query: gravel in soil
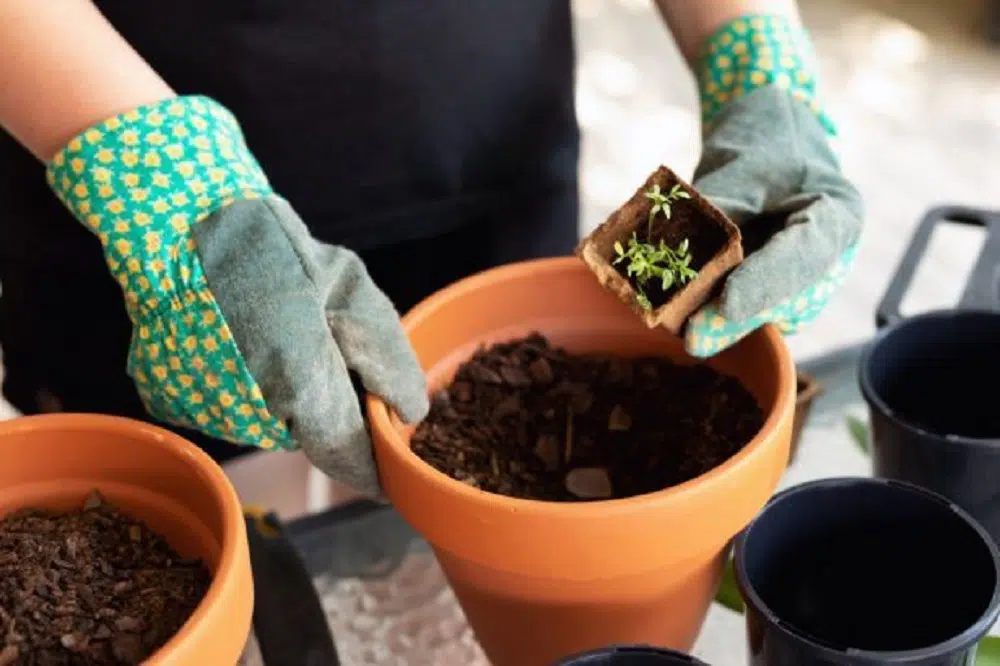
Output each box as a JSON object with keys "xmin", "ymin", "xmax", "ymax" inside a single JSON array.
[
  {"xmin": 0, "ymin": 491, "xmax": 211, "ymax": 665},
  {"xmin": 410, "ymin": 333, "xmax": 765, "ymax": 501}
]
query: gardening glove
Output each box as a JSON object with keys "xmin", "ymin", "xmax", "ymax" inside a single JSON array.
[
  {"xmin": 683, "ymin": 14, "xmax": 864, "ymax": 358},
  {"xmin": 46, "ymin": 96, "xmax": 429, "ymax": 496}
]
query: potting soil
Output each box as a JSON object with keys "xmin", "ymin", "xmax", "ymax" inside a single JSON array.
[
  {"xmin": 0, "ymin": 491, "xmax": 211, "ymax": 665},
  {"xmin": 411, "ymin": 333, "xmax": 765, "ymax": 501}
]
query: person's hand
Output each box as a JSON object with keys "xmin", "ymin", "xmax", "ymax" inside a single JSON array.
[
  {"xmin": 682, "ymin": 14, "xmax": 863, "ymax": 357},
  {"xmin": 46, "ymin": 96, "xmax": 429, "ymax": 496}
]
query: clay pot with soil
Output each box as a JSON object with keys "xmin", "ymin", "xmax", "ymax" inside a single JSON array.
[
  {"xmin": 367, "ymin": 257, "xmax": 796, "ymax": 666},
  {"xmin": 576, "ymin": 166, "xmax": 743, "ymax": 333},
  {"xmin": 0, "ymin": 414, "xmax": 253, "ymax": 665}
]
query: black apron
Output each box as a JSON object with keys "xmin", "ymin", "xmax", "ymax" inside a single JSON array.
[{"xmin": 0, "ymin": 0, "xmax": 580, "ymax": 461}]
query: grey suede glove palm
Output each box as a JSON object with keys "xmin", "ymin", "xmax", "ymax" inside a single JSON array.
[
  {"xmin": 201, "ymin": 197, "xmax": 430, "ymax": 495},
  {"xmin": 46, "ymin": 95, "xmax": 428, "ymax": 497},
  {"xmin": 682, "ymin": 15, "xmax": 864, "ymax": 357}
]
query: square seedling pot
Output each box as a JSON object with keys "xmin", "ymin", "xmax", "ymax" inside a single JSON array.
[{"xmin": 576, "ymin": 166, "xmax": 743, "ymax": 334}]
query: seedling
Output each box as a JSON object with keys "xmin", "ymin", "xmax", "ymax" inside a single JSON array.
[
  {"xmin": 643, "ymin": 183, "xmax": 690, "ymax": 235},
  {"xmin": 612, "ymin": 184, "xmax": 698, "ymax": 310}
]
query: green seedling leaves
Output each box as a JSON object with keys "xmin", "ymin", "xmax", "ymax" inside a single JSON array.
[
  {"xmin": 976, "ymin": 635, "xmax": 1000, "ymax": 665},
  {"xmin": 644, "ymin": 183, "xmax": 691, "ymax": 226},
  {"xmin": 612, "ymin": 182, "xmax": 699, "ymax": 310},
  {"xmin": 714, "ymin": 556, "xmax": 744, "ymax": 613},
  {"xmin": 846, "ymin": 415, "xmax": 871, "ymax": 455},
  {"xmin": 612, "ymin": 232, "xmax": 698, "ymax": 311}
]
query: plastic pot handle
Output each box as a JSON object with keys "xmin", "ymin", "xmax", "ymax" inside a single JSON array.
[
  {"xmin": 245, "ymin": 507, "xmax": 341, "ymax": 666},
  {"xmin": 875, "ymin": 206, "xmax": 1000, "ymax": 328}
]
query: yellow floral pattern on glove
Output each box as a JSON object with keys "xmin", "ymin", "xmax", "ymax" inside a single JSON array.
[
  {"xmin": 698, "ymin": 14, "xmax": 836, "ymax": 137},
  {"xmin": 46, "ymin": 96, "xmax": 294, "ymax": 450},
  {"xmin": 684, "ymin": 243, "xmax": 858, "ymax": 358}
]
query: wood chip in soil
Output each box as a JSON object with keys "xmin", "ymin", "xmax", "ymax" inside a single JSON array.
[
  {"xmin": 0, "ymin": 491, "xmax": 211, "ymax": 665},
  {"xmin": 410, "ymin": 333, "xmax": 766, "ymax": 501}
]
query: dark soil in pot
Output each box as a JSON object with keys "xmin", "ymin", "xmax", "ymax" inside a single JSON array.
[
  {"xmin": 0, "ymin": 491, "xmax": 211, "ymax": 665},
  {"xmin": 410, "ymin": 333, "xmax": 765, "ymax": 501}
]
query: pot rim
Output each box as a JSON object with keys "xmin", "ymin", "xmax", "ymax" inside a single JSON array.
[
  {"xmin": 0, "ymin": 413, "xmax": 247, "ymax": 664},
  {"xmin": 366, "ymin": 256, "xmax": 796, "ymax": 518},
  {"xmin": 555, "ymin": 644, "xmax": 710, "ymax": 664},
  {"xmin": 733, "ymin": 476, "xmax": 1000, "ymax": 663},
  {"xmin": 858, "ymin": 308, "xmax": 1000, "ymax": 448}
]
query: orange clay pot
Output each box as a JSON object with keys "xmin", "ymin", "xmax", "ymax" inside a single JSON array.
[
  {"xmin": 367, "ymin": 257, "xmax": 796, "ymax": 666},
  {"xmin": 0, "ymin": 414, "xmax": 252, "ymax": 665}
]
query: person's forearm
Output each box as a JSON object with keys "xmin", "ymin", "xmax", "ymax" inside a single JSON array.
[
  {"xmin": 0, "ymin": 0, "xmax": 174, "ymax": 161},
  {"xmin": 654, "ymin": 0, "xmax": 802, "ymax": 64}
]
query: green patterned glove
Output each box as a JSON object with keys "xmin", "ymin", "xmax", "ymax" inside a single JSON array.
[
  {"xmin": 46, "ymin": 96, "xmax": 429, "ymax": 495},
  {"xmin": 684, "ymin": 14, "xmax": 863, "ymax": 357}
]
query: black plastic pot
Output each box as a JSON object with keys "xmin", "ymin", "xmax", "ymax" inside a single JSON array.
[
  {"xmin": 734, "ymin": 477, "xmax": 1000, "ymax": 665},
  {"xmin": 245, "ymin": 509, "xmax": 341, "ymax": 666},
  {"xmin": 861, "ymin": 206, "xmax": 1000, "ymax": 546},
  {"xmin": 555, "ymin": 645, "xmax": 708, "ymax": 665}
]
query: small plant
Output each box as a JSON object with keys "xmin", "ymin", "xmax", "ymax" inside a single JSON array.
[
  {"xmin": 612, "ymin": 183, "xmax": 697, "ymax": 310},
  {"xmin": 643, "ymin": 183, "xmax": 690, "ymax": 235}
]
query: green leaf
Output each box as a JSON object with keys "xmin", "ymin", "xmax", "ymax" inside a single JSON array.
[
  {"xmin": 677, "ymin": 190, "xmax": 692, "ymax": 200},
  {"xmin": 846, "ymin": 415, "xmax": 871, "ymax": 455},
  {"xmin": 976, "ymin": 636, "xmax": 1000, "ymax": 665},
  {"xmin": 679, "ymin": 238, "xmax": 689, "ymax": 255},
  {"xmin": 714, "ymin": 557, "xmax": 745, "ymax": 614}
]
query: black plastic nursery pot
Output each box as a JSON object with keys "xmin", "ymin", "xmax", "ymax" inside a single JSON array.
[
  {"xmin": 862, "ymin": 206, "xmax": 1000, "ymax": 547},
  {"xmin": 860, "ymin": 309, "xmax": 1000, "ymax": 545},
  {"xmin": 734, "ymin": 477, "xmax": 1000, "ymax": 665},
  {"xmin": 555, "ymin": 645, "xmax": 709, "ymax": 665}
]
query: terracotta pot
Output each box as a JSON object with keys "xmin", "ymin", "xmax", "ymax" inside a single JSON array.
[
  {"xmin": 0, "ymin": 414, "xmax": 253, "ymax": 665},
  {"xmin": 788, "ymin": 372, "xmax": 823, "ymax": 464},
  {"xmin": 367, "ymin": 257, "xmax": 796, "ymax": 666}
]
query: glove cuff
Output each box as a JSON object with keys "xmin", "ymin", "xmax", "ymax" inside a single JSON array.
[
  {"xmin": 696, "ymin": 14, "xmax": 836, "ymax": 137},
  {"xmin": 46, "ymin": 95, "xmax": 273, "ymax": 247},
  {"xmin": 45, "ymin": 96, "xmax": 295, "ymax": 451}
]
